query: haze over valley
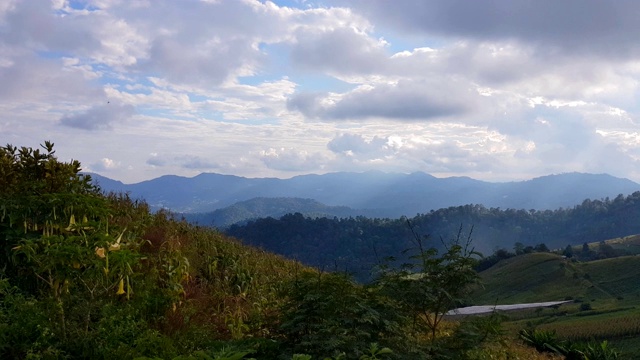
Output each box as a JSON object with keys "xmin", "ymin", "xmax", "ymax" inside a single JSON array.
[{"xmin": 92, "ymin": 171, "xmax": 640, "ymax": 217}]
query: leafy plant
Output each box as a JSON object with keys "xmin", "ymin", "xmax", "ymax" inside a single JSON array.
[
  {"xmin": 520, "ymin": 328, "xmax": 621, "ymax": 360},
  {"xmin": 358, "ymin": 343, "xmax": 393, "ymax": 360},
  {"xmin": 278, "ymin": 271, "xmax": 403, "ymax": 359},
  {"xmin": 519, "ymin": 328, "xmax": 561, "ymax": 353},
  {"xmin": 376, "ymin": 222, "xmax": 480, "ymax": 341}
]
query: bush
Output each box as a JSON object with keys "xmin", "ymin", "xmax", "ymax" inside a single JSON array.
[
  {"xmin": 278, "ymin": 272, "xmax": 404, "ymax": 359},
  {"xmin": 580, "ymin": 303, "xmax": 592, "ymax": 311}
]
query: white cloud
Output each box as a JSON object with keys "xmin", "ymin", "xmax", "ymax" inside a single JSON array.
[
  {"xmin": 260, "ymin": 147, "xmax": 328, "ymax": 171},
  {"xmin": 3, "ymin": 0, "xmax": 640, "ymax": 184},
  {"xmin": 290, "ymin": 26, "xmax": 388, "ymax": 75},
  {"xmin": 91, "ymin": 157, "xmax": 121, "ymax": 172},
  {"xmin": 289, "ymin": 78, "xmax": 479, "ymax": 121},
  {"xmin": 177, "ymin": 155, "xmax": 221, "ymax": 170},
  {"xmin": 345, "ymin": 0, "xmax": 640, "ymax": 59},
  {"xmin": 59, "ymin": 103, "xmax": 135, "ymax": 130}
]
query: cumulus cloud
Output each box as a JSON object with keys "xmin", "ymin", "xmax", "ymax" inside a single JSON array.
[
  {"xmin": 118, "ymin": 0, "xmax": 368, "ymax": 89},
  {"xmin": 4, "ymin": 0, "xmax": 640, "ymax": 184},
  {"xmin": 59, "ymin": 103, "xmax": 135, "ymax": 130},
  {"xmin": 328, "ymin": 133, "xmax": 390, "ymax": 155},
  {"xmin": 290, "ymin": 26, "xmax": 387, "ymax": 75},
  {"xmin": 145, "ymin": 153, "xmax": 221, "ymax": 170},
  {"xmin": 260, "ymin": 147, "xmax": 327, "ymax": 171},
  {"xmin": 0, "ymin": 54, "xmax": 103, "ymax": 102},
  {"xmin": 146, "ymin": 153, "xmax": 166, "ymax": 167},
  {"xmin": 91, "ymin": 157, "xmax": 121, "ymax": 172},
  {"xmin": 178, "ymin": 155, "xmax": 221, "ymax": 170},
  {"xmin": 289, "ymin": 79, "xmax": 478, "ymax": 121},
  {"xmin": 323, "ymin": 131, "xmax": 512, "ymax": 176},
  {"xmin": 346, "ymin": 0, "xmax": 640, "ymax": 58}
]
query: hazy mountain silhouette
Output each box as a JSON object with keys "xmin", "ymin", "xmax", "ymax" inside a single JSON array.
[
  {"xmin": 89, "ymin": 171, "xmax": 640, "ymax": 220},
  {"xmin": 183, "ymin": 197, "xmax": 379, "ymax": 228}
]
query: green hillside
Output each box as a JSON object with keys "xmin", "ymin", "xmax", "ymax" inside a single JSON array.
[
  {"xmin": 575, "ymin": 234, "xmax": 640, "ymax": 256},
  {"xmin": 471, "ymin": 250, "xmax": 640, "ymax": 359},
  {"xmin": 472, "ymin": 252, "xmax": 640, "ymax": 306},
  {"xmin": 472, "ymin": 253, "xmax": 599, "ymax": 305}
]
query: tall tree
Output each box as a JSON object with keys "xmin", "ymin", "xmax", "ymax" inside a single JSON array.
[{"xmin": 377, "ymin": 223, "xmax": 479, "ymax": 341}]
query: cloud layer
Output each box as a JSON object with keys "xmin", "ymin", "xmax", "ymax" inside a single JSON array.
[{"xmin": 2, "ymin": 0, "xmax": 640, "ymax": 183}]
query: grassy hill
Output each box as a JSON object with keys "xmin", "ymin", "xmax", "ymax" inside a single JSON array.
[
  {"xmin": 570, "ymin": 233, "xmax": 640, "ymax": 256},
  {"xmin": 472, "ymin": 252, "xmax": 602, "ymax": 305},
  {"xmin": 471, "ymin": 249, "xmax": 640, "ymax": 359}
]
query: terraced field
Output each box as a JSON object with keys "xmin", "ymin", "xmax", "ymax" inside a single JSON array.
[{"xmin": 471, "ymin": 250, "xmax": 640, "ymax": 359}]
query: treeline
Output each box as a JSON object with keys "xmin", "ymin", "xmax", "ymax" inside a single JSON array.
[{"xmin": 226, "ymin": 192, "xmax": 640, "ymax": 280}]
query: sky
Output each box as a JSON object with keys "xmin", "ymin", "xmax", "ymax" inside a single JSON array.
[{"xmin": 3, "ymin": 0, "xmax": 640, "ymax": 184}]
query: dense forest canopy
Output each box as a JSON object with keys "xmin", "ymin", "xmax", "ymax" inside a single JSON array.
[{"xmin": 226, "ymin": 193, "xmax": 640, "ymax": 281}]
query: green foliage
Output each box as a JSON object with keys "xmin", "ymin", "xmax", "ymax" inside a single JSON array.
[
  {"xmin": 376, "ymin": 222, "xmax": 480, "ymax": 341},
  {"xmin": 278, "ymin": 271, "xmax": 404, "ymax": 359},
  {"xmin": 227, "ymin": 192, "xmax": 640, "ymax": 280},
  {"xmin": 520, "ymin": 328, "xmax": 621, "ymax": 360},
  {"xmin": 358, "ymin": 343, "xmax": 393, "ymax": 360},
  {"xmin": 417, "ymin": 312, "xmax": 507, "ymax": 360},
  {"xmin": 557, "ymin": 340, "xmax": 620, "ymax": 360},
  {"xmin": 0, "ymin": 142, "xmax": 301, "ymax": 358},
  {"xmin": 519, "ymin": 329, "xmax": 562, "ymax": 353},
  {"xmin": 580, "ymin": 303, "xmax": 593, "ymax": 311},
  {"xmin": 1, "ymin": 142, "xmax": 104, "ymax": 290},
  {"xmin": 134, "ymin": 347, "xmax": 256, "ymax": 360}
]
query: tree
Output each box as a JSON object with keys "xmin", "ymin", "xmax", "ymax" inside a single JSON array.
[
  {"xmin": 377, "ymin": 222, "xmax": 479, "ymax": 341},
  {"xmin": 597, "ymin": 241, "xmax": 616, "ymax": 259},
  {"xmin": 534, "ymin": 243, "xmax": 549, "ymax": 252},
  {"xmin": 563, "ymin": 245, "xmax": 574, "ymax": 258},
  {"xmin": 581, "ymin": 242, "xmax": 594, "ymax": 260},
  {"xmin": 278, "ymin": 271, "xmax": 403, "ymax": 359},
  {"xmin": 514, "ymin": 242, "xmax": 525, "ymax": 255}
]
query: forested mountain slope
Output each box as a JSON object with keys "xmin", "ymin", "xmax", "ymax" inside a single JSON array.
[
  {"xmin": 184, "ymin": 197, "xmax": 371, "ymax": 228},
  {"xmin": 226, "ymin": 192, "xmax": 640, "ymax": 280}
]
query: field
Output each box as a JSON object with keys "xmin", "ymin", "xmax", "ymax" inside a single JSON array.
[
  {"xmin": 470, "ymin": 246, "xmax": 640, "ymax": 359},
  {"xmin": 573, "ymin": 234, "xmax": 640, "ymax": 256}
]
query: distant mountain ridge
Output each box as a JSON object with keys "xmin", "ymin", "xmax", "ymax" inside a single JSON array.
[
  {"xmin": 89, "ymin": 171, "xmax": 640, "ymax": 218},
  {"xmin": 184, "ymin": 197, "xmax": 373, "ymax": 228}
]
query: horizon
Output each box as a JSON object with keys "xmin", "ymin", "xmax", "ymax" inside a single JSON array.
[
  {"xmin": 4, "ymin": 1, "xmax": 640, "ymax": 183},
  {"xmin": 87, "ymin": 169, "xmax": 637, "ymax": 186}
]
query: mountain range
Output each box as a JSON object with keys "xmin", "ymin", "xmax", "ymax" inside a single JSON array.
[{"xmin": 90, "ymin": 171, "xmax": 640, "ymax": 224}]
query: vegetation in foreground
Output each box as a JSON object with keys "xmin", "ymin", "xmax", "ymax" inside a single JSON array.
[{"xmin": 0, "ymin": 142, "xmax": 627, "ymax": 359}]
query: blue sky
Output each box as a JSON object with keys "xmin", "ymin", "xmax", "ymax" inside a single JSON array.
[{"xmin": 3, "ymin": 0, "xmax": 640, "ymax": 183}]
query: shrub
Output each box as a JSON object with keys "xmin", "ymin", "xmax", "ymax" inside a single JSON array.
[
  {"xmin": 278, "ymin": 272, "xmax": 403, "ymax": 359},
  {"xmin": 580, "ymin": 303, "xmax": 592, "ymax": 311}
]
